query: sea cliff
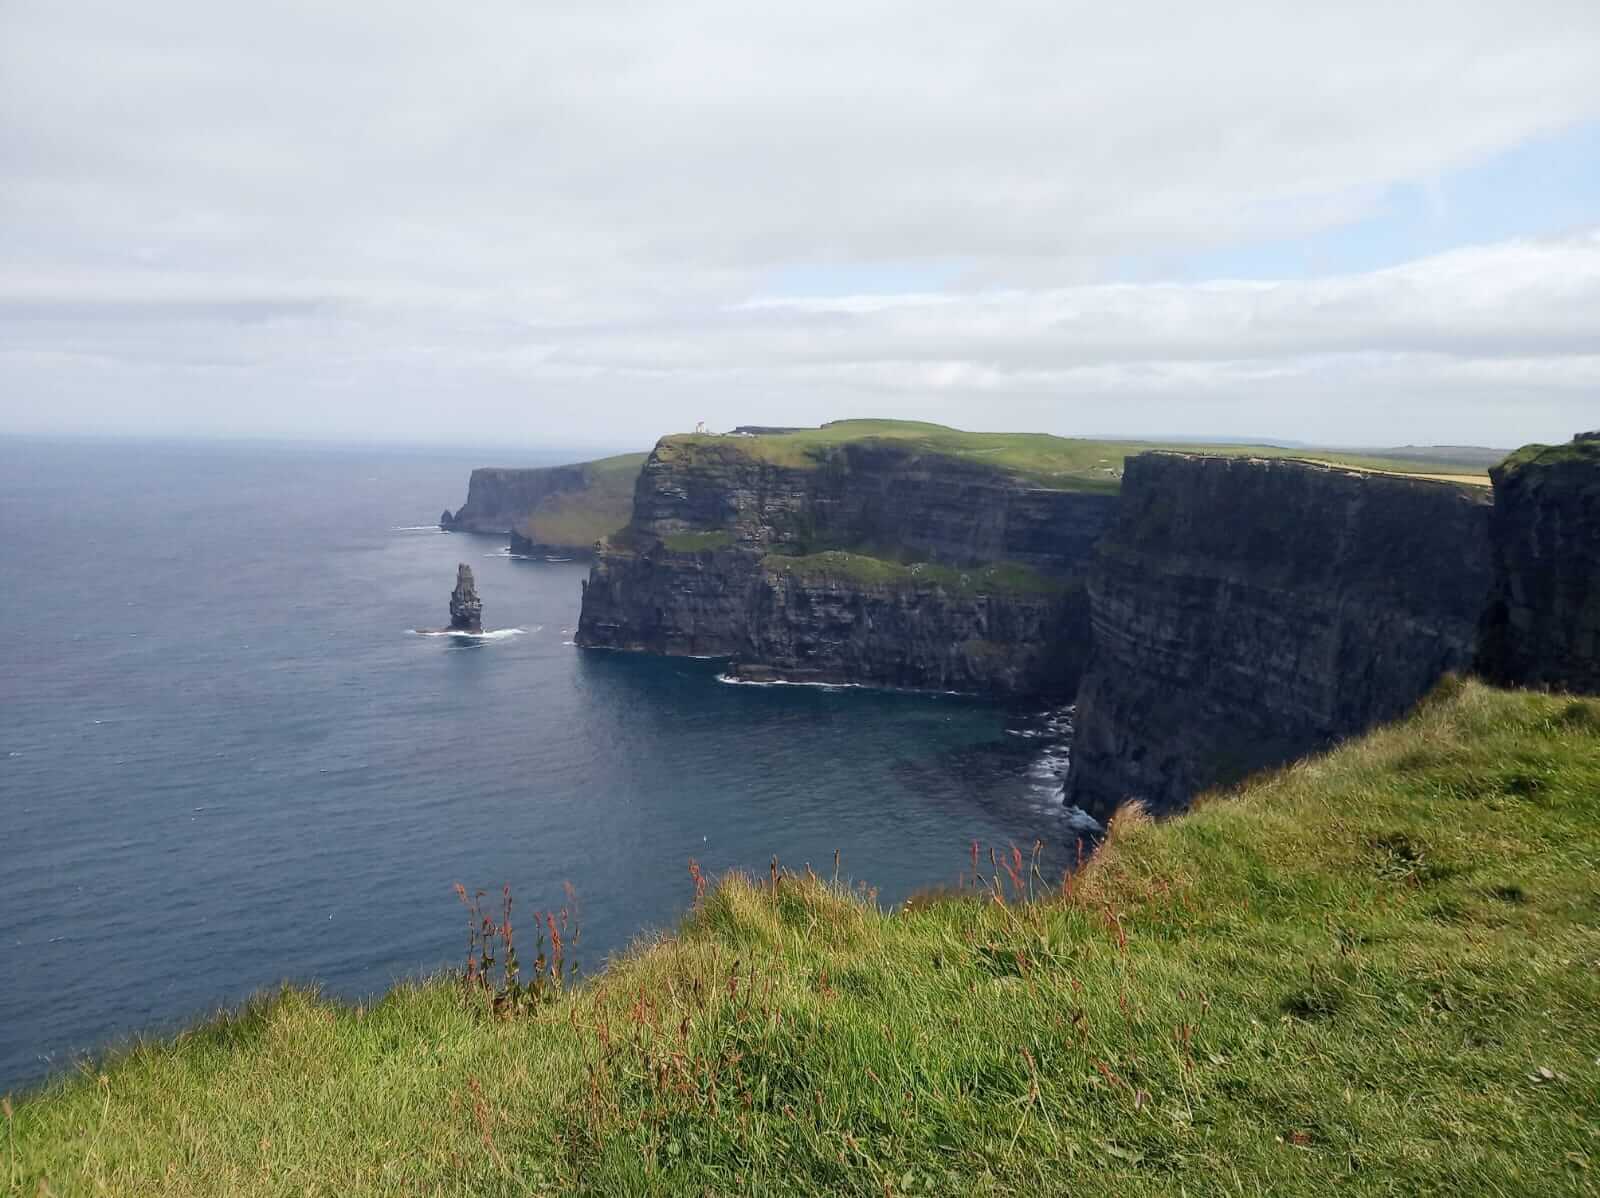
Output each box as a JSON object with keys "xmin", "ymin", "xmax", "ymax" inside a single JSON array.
[
  {"xmin": 1477, "ymin": 432, "xmax": 1600, "ymax": 695},
  {"xmin": 576, "ymin": 427, "xmax": 1117, "ymax": 695},
  {"xmin": 441, "ymin": 453, "xmax": 647, "ymax": 556},
  {"xmin": 443, "ymin": 464, "xmax": 591, "ymax": 533},
  {"xmin": 1065, "ymin": 452, "xmax": 1492, "ymax": 819}
]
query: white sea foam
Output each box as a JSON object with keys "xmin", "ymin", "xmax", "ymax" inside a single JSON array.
[
  {"xmin": 392, "ymin": 525, "xmax": 444, "ymax": 532},
  {"xmin": 1008, "ymin": 703, "xmax": 1089, "ymax": 827},
  {"xmin": 716, "ymin": 673, "xmax": 860, "ymax": 691},
  {"xmin": 1027, "ymin": 751, "xmax": 1070, "ymax": 779},
  {"xmin": 1062, "ymin": 806, "xmax": 1104, "ymax": 834},
  {"xmin": 408, "ymin": 627, "xmax": 528, "ymax": 641},
  {"xmin": 715, "ymin": 673, "xmax": 960, "ymax": 696}
]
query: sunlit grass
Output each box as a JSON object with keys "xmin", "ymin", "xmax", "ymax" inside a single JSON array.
[
  {"xmin": 519, "ymin": 452, "xmax": 647, "ymax": 548},
  {"xmin": 655, "ymin": 420, "xmax": 1491, "ymax": 492}
]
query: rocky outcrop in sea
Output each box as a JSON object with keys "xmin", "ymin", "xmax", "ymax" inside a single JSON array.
[{"xmin": 449, "ymin": 563, "xmax": 483, "ymax": 633}]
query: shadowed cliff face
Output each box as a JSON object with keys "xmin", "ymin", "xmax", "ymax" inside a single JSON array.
[
  {"xmin": 441, "ymin": 453, "xmax": 647, "ymax": 554},
  {"xmin": 443, "ymin": 465, "xmax": 591, "ymax": 534},
  {"xmin": 577, "ymin": 437, "xmax": 1114, "ymax": 695},
  {"xmin": 580, "ymin": 543, "xmax": 1090, "ymax": 695},
  {"xmin": 1477, "ymin": 433, "xmax": 1600, "ymax": 694},
  {"xmin": 619, "ymin": 439, "xmax": 1114, "ymax": 569},
  {"xmin": 1065, "ymin": 453, "xmax": 1493, "ymax": 819}
]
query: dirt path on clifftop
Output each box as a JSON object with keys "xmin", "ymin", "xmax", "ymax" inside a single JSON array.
[{"xmin": 1294, "ymin": 458, "xmax": 1492, "ymax": 486}]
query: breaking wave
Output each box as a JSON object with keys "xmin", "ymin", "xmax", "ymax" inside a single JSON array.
[
  {"xmin": 1004, "ymin": 704, "xmax": 1102, "ymax": 832},
  {"xmin": 717, "ymin": 673, "xmax": 863, "ymax": 692},
  {"xmin": 408, "ymin": 627, "xmax": 530, "ymax": 641},
  {"xmin": 715, "ymin": 673, "xmax": 961, "ymax": 696},
  {"xmin": 1061, "ymin": 805, "xmax": 1104, "ymax": 833}
]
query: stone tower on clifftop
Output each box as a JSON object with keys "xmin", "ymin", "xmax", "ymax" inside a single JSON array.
[{"xmin": 449, "ymin": 563, "xmax": 483, "ymax": 633}]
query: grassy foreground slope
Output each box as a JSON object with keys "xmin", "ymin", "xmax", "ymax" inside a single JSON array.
[
  {"xmin": 9, "ymin": 680, "xmax": 1598, "ymax": 1195},
  {"xmin": 661, "ymin": 420, "xmax": 1490, "ymax": 492}
]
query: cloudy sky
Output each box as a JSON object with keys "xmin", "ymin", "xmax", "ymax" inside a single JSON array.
[{"xmin": 2, "ymin": 0, "xmax": 1597, "ymax": 451}]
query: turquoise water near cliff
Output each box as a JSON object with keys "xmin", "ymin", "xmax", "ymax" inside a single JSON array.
[{"xmin": 0, "ymin": 437, "xmax": 1081, "ymax": 1090}]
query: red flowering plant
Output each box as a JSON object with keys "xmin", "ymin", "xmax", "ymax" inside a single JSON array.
[{"xmin": 452, "ymin": 881, "xmax": 579, "ymax": 1015}]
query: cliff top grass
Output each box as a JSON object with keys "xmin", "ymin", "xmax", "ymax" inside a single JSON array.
[
  {"xmin": 477, "ymin": 452, "xmax": 647, "ymax": 480},
  {"xmin": 519, "ymin": 452, "xmax": 647, "ymax": 547},
  {"xmin": 656, "ymin": 420, "xmax": 1490, "ymax": 492},
  {"xmin": 1140, "ymin": 448, "xmax": 1494, "ymax": 492},
  {"xmin": 1497, "ymin": 433, "xmax": 1600, "ymax": 478},
  {"xmin": 10, "ymin": 680, "xmax": 1599, "ymax": 1196}
]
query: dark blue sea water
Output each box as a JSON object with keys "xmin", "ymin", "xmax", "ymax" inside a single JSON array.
[{"xmin": 0, "ymin": 437, "xmax": 1082, "ymax": 1091}]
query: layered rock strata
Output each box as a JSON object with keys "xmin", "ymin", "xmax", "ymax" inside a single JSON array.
[
  {"xmin": 1065, "ymin": 453, "xmax": 1493, "ymax": 819},
  {"xmin": 1476, "ymin": 432, "xmax": 1600, "ymax": 694},
  {"xmin": 577, "ymin": 437, "xmax": 1115, "ymax": 695},
  {"xmin": 449, "ymin": 564, "xmax": 483, "ymax": 633}
]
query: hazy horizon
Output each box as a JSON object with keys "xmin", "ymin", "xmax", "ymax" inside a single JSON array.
[
  {"xmin": 0, "ymin": 422, "xmax": 1530, "ymax": 461},
  {"xmin": 3, "ymin": 1, "xmax": 1597, "ymax": 449}
]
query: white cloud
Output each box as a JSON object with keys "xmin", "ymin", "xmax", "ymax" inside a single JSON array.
[{"xmin": 1, "ymin": 0, "xmax": 1598, "ymax": 446}]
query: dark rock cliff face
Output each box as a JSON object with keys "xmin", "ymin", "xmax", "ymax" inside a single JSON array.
[
  {"xmin": 508, "ymin": 530, "xmax": 581, "ymax": 559},
  {"xmin": 449, "ymin": 563, "xmax": 483, "ymax": 633},
  {"xmin": 1477, "ymin": 433, "xmax": 1600, "ymax": 694},
  {"xmin": 1065, "ymin": 453, "xmax": 1492, "ymax": 820},
  {"xmin": 598, "ymin": 439, "xmax": 1116, "ymax": 570},
  {"xmin": 442, "ymin": 465, "xmax": 591, "ymax": 534},
  {"xmin": 443, "ymin": 453, "xmax": 647, "ymax": 558},
  {"xmin": 577, "ymin": 438, "xmax": 1115, "ymax": 695},
  {"xmin": 581, "ymin": 543, "xmax": 1091, "ymax": 695}
]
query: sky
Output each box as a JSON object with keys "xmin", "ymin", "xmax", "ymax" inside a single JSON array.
[{"xmin": 2, "ymin": 0, "xmax": 1598, "ymax": 452}]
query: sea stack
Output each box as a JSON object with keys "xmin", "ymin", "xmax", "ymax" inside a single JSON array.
[{"xmin": 449, "ymin": 563, "xmax": 483, "ymax": 633}]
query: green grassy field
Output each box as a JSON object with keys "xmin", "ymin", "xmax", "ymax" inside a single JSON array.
[
  {"xmin": 1498, "ymin": 435, "xmax": 1600, "ymax": 476},
  {"xmin": 659, "ymin": 421, "xmax": 1492, "ymax": 492},
  {"xmin": 9, "ymin": 679, "xmax": 1597, "ymax": 1196},
  {"xmin": 519, "ymin": 453, "xmax": 647, "ymax": 548}
]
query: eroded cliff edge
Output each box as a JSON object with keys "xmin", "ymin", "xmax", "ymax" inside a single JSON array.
[
  {"xmin": 441, "ymin": 453, "xmax": 647, "ymax": 555},
  {"xmin": 1065, "ymin": 453, "xmax": 1492, "ymax": 820},
  {"xmin": 576, "ymin": 431, "xmax": 1117, "ymax": 696},
  {"xmin": 1477, "ymin": 432, "xmax": 1600, "ymax": 695}
]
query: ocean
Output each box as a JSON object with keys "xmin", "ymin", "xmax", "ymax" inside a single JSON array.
[{"xmin": 0, "ymin": 436, "xmax": 1082, "ymax": 1091}]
